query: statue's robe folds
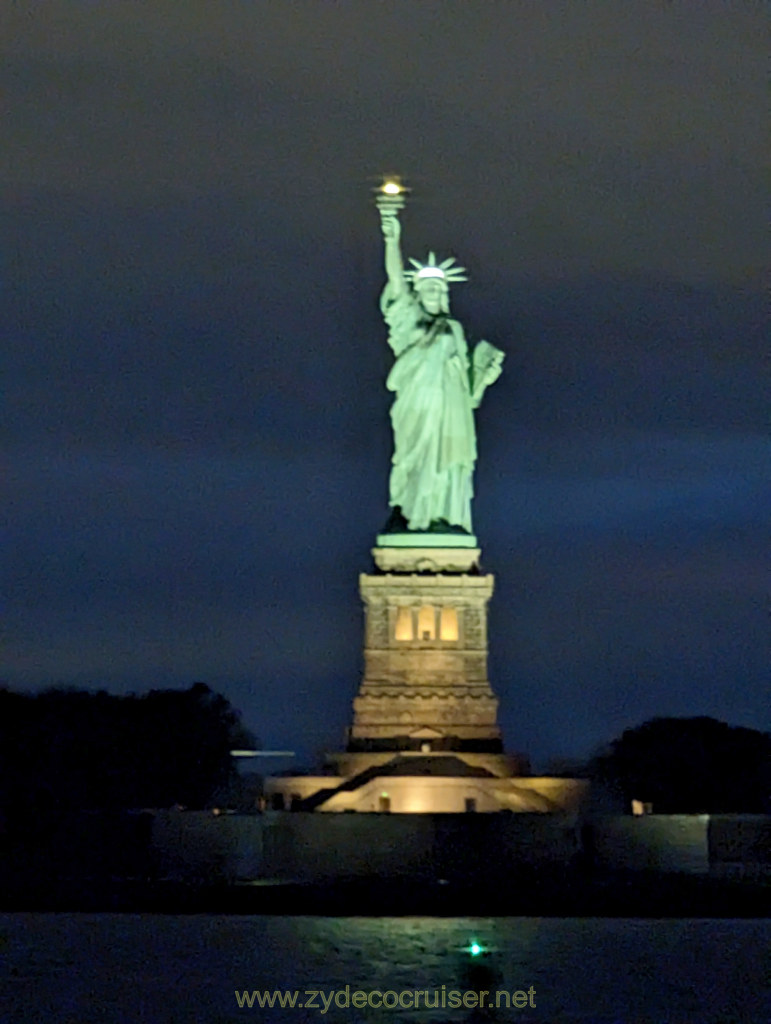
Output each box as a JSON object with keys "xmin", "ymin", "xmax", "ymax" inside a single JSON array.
[{"xmin": 381, "ymin": 284, "xmax": 476, "ymax": 532}]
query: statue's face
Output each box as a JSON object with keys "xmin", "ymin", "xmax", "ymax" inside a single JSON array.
[{"xmin": 417, "ymin": 278, "xmax": 444, "ymax": 315}]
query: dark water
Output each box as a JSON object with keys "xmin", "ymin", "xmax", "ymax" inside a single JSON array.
[{"xmin": 1, "ymin": 914, "xmax": 769, "ymax": 1023}]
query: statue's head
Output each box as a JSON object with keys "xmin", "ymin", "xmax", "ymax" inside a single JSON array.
[
  {"xmin": 415, "ymin": 276, "xmax": 448, "ymax": 315},
  {"xmin": 405, "ymin": 252, "xmax": 467, "ymax": 317}
]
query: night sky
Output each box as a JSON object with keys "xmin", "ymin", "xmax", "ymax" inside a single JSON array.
[{"xmin": 5, "ymin": 3, "xmax": 769, "ymax": 770}]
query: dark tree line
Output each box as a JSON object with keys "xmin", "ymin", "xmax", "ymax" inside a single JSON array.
[
  {"xmin": 590, "ymin": 716, "xmax": 771, "ymax": 814},
  {"xmin": 0, "ymin": 683, "xmax": 256, "ymax": 820}
]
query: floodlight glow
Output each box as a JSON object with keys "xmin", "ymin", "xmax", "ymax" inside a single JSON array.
[{"xmin": 382, "ymin": 181, "xmax": 402, "ymax": 195}]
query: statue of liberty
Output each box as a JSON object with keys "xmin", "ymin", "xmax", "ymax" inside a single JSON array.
[{"xmin": 377, "ymin": 182, "xmax": 504, "ymax": 535}]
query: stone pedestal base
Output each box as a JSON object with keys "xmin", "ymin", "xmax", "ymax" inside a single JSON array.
[
  {"xmin": 326, "ymin": 749, "xmax": 527, "ymax": 779},
  {"xmin": 264, "ymin": 755, "xmax": 588, "ymax": 815},
  {"xmin": 350, "ymin": 549, "xmax": 500, "ymax": 751},
  {"xmin": 262, "ymin": 539, "xmax": 584, "ymax": 816}
]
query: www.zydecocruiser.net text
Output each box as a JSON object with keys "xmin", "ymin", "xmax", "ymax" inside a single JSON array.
[{"xmin": 235, "ymin": 984, "xmax": 537, "ymax": 1012}]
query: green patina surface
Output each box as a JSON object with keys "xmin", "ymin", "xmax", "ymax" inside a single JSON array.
[
  {"xmin": 375, "ymin": 533, "xmax": 478, "ymax": 549},
  {"xmin": 376, "ymin": 193, "xmax": 503, "ymax": 535}
]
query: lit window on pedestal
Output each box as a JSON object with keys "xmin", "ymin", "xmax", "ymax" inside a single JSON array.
[
  {"xmin": 395, "ymin": 607, "xmax": 414, "ymax": 641},
  {"xmin": 440, "ymin": 607, "xmax": 459, "ymax": 641},
  {"xmin": 417, "ymin": 605, "xmax": 435, "ymax": 640}
]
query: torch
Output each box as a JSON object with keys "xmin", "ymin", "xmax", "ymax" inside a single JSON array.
[{"xmin": 374, "ymin": 177, "xmax": 407, "ymax": 224}]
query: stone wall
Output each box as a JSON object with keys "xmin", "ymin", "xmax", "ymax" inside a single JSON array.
[
  {"xmin": 153, "ymin": 810, "xmax": 263, "ymax": 883},
  {"xmin": 588, "ymin": 815, "xmax": 711, "ymax": 874},
  {"xmin": 151, "ymin": 811, "xmax": 579, "ymax": 883},
  {"xmin": 151, "ymin": 811, "xmax": 771, "ymax": 884},
  {"xmin": 708, "ymin": 815, "xmax": 771, "ymax": 880}
]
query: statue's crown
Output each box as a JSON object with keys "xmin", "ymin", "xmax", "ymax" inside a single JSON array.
[{"xmin": 405, "ymin": 252, "xmax": 467, "ymax": 284}]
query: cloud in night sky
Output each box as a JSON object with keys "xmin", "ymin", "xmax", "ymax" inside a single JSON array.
[{"xmin": 3, "ymin": 2, "xmax": 769, "ymax": 766}]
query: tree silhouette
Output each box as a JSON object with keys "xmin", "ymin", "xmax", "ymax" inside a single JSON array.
[
  {"xmin": 591, "ymin": 716, "xmax": 771, "ymax": 813},
  {"xmin": 0, "ymin": 683, "xmax": 256, "ymax": 817}
]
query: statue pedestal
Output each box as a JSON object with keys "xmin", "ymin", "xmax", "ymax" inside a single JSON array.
[
  {"xmin": 372, "ymin": 543, "xmax": 480, "ymax": 574},
  {"xmin": 349, "ymin": 547, "xmax": 499, "ymax": 751},
  {"xmin": 264, "ymin": 544, "xmax": 589, "ymax": 815}
]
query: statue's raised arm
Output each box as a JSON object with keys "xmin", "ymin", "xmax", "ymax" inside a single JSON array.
[
  {"xmin": 374, "ymin": 180, "xmax": 504, "ymax": 537},
  {"xmin": 380, "ymin": 210, "xmax": 406, "ymax": 299}
]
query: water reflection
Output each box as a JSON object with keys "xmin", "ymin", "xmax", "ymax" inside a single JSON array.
[{"xmin": 0, "ymin": 914, "xmax": 768, "ymax": 1022}]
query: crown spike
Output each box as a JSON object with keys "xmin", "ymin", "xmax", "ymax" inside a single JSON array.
[{"xmin": 403, "ymin": 251, "xmax": 469, "ymax": 285}]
